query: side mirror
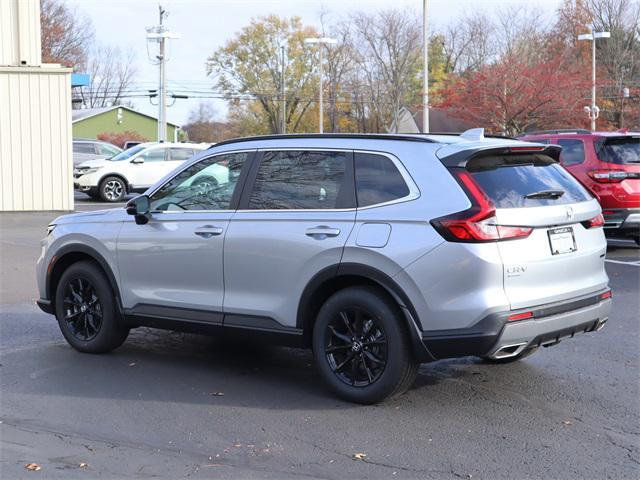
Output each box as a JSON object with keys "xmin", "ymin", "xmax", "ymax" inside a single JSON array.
[
  {"xmin": 126, "ymin": 195, "xmax": 151, "ymax": 225},
  {"xmin": 131, "ymin": 157, "xmax": 144, "ymax": 164}
]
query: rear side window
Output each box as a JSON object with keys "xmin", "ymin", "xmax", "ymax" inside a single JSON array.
[
  {"xmin": 355, "ymin": 153, "xmax": 410, "ymax": 207},
  {"xmin": 469, "ymin": 158, "xmax": 591, "ymax": 208},
  {"xmin": 596, "ymin": 137, "xmax": 640, "ymax": 164},
  {"xmin": 170, "ymin": 148, "xmax": 196, "ymax": 161},
  {"xmin": 98, "ymin": 144, "xmax": 120, "ymax": 156},
  {"xmin": 557, "ymin": 139, "xmax": 585, "ymax": 166},
  {"xmin": 248, "ymin": 150, "xmax": 349, "ymax": 210},
  {"xmin": 73, "ymin": 143, "xmax": 95, "ymax": 154}
]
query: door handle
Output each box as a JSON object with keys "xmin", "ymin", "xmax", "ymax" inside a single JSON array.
[
  {"xmin": 305, "ymin": 226, "xmax": 341, "ymax": 238},
  {"xmin": 194, "ymin": 225, "xmax": 223, "ymax": 238}
]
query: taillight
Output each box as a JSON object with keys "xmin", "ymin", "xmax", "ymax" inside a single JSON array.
[
  {"xmin": 587, "ymin": 170, "xmax": 629, "ymax": 183},
  {"xmin": 432, "ymin": 170, "xmax": 533, "ymax": 242},
  {"xmin": 508, "ymin": 311, "xmax": 534, "ymax": 322},
  {"xmin": 581, "ymin": 214, "xmax": 605, "ymax": 229},
  {"xmin": 601, "ymin": 290, "xmax": 612, "ymax": 300}
]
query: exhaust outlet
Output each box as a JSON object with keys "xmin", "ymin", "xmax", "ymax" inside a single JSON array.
[
  {"xmin": 491, "ymin": 342, "xmax": 528, "ymax": 360},
  {"xmin": 596, "ymin": 318, "xmax": 607, "ymax": 332}
]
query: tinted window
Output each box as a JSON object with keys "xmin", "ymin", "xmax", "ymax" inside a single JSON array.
[
  {"xmin": 150, "ymin": 152, "xmax": 248, "ymax": 211},
  {"xmin": 110, "ymin": 145, "xmax": 145, "ymax": 161},
  {"xmin": 170, "ymin": 148, "xmax": 196, "ymax": 161},
  {"xmin": 470, "ymin": 162, "xmax": 591, "ymax": 208},
  {"xmin": 596, "ymin": 137, "xmax": 640, "ymax": 164},
  {"xmin": 98, "ymin": 144, "xmax": 120, "ymax": 156},
  {"xmin": 249, "ymin": 151, "xmax": 348, "ymax": 210},
  {"xmin": 355, "ymin": 153, "xmax": 410, "ymax": 207},
  {"xmin": 73, "ymin": 143, "xmax": 95, "ymax": 154},
  {"xmin": 558, "ymin": 139, "xmax": 585, "ymax": 166},
  {"xmin": 139, "ymin": 148, "xmax": 167, "ymax": 162}
]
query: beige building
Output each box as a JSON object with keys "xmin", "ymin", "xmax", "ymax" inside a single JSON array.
[{"xmin": 0, "ymin": 0, "xmax": 73, "ymax": 211}]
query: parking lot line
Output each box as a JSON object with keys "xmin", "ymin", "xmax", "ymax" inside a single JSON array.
[{"xmin": 605, "ymin": 259, "xmax": 640, "ymax": 267}]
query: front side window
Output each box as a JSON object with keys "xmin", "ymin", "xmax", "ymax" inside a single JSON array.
[
  {"xmin": 248, "ymin": 151, "xmax": 349, "ymax": 210},
  {"xmin": 139, "ymin": 148, "xmax": 167, "ymax": 162},
  {"xmin": 355, "ymin": 153, "xmax": 410, "ymax": 207},
  {"xmin": 558, "ymin": 139, "xmax": 586, "ymax": 166},
  {"xmin": 149, "ymin": 152, "xmax": 248, "ymax": 211}
]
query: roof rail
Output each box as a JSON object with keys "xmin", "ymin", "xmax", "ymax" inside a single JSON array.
[
  {"xmin": 208, "ymin": 133, "xmax": 437, "ymax": 149},
  {"xmin": 422, "ymin": 131, "xmax": 517, "ymax": 140},
  {"xmin": 520, "ymin": 128, "xmax": 591, "ymax": 136}
]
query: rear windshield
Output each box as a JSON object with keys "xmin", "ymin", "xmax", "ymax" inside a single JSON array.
[
  {"xmin": 596, "ymin": 137, "xmax": 640, "ymax": 164},
  {"xmin": 469, "ymin": 161, "xmax": 592, "ymax": 208}
]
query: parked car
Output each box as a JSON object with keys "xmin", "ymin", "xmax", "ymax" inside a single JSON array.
[
  {"xmin": 73, "ymin": 142, "xmax": 208, "ymax": 202},
  {"xmin": 38, "ymin": 131, "xmax": 611, "ymax": 404},
  {"xmin": 122, "ymin": 140, "xmax": 143, "ymax": 150},
  {"xmin": 519, "ymin": 129, "xmax": 640, "ymax": 245},
  {"xmin": 72, "ymin": 139, "xmax": 122, "ymax": 166}
]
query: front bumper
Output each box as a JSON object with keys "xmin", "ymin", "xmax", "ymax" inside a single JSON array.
[{"xmin": 422, "ymin": 289, "xmax": 612, "ymax": 360}]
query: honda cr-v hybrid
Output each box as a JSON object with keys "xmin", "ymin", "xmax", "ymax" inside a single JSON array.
[
  {"xmin": 37, "ymin": 130, "xmax": 611, "ymax": 404},
  {"xmin": 519, "ymin": 129, "xmax": 640, "ymax": 244}
]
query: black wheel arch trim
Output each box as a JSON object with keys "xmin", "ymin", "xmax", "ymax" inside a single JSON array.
[
  {"xmin": 45, "ymin": 243, "xmax": 123, "ymax": 314},
  {"xmin": 297, "ymin": 262, "xmax": 435, "ymax": 361}
]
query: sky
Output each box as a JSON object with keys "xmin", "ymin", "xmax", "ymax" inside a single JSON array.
[{"xmin": 67, "ymin": 0, "xmax": 564, "ymax": 126}]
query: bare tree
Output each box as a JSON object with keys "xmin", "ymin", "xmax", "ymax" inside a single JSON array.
[
  {"xmin": 495, "ymin": 6, "xmax": 550, "ymax": 63},
  {"xmin": 77, "ymin": 45, "xmax": 137, "ymax": 108},
  {"xmin": 351, "ymin": 9, "xmax": 422, "ymax": 132},
  {"xmin": 40, "ymin": 0, "xmax": 93, "ymax": 69},
  {"xmin": 441, "ymin": 13, "xmax": 496, "ymax": 74},
  {"xmin": 587, "ymin": 0, "xmax": 640, "ymax": 127}
]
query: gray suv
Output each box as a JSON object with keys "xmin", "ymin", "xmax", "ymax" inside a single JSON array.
[{"xmin": 36, "ymin": 132, "xmax": 612, "ymax": 404}]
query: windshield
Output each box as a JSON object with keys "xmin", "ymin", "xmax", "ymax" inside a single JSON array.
[
  {"xmin": 596, "ymin": 137, "xmax": 640, "ymax": 164},
  {"xmin": 109, "ymin": 145, "xmax": 146, "ymax": 161}
]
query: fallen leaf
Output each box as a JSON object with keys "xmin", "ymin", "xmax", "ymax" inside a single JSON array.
[
  {"xmin": 25, "ymin": 463, "xmax": 41, "ymax": 471},
  {"xmin": 210, "ymin": 392, "xmax": 224, "ymax": 396},
  {"xmin": 353, "ymin": 453, "xmax": 367, "ymax": 460},
  {"xmin": 233, "ymin": 443, "xmax": 242, "ymax": 448},
  {"xmin": 128, "ymin": 362, "xmax": 136, "ymax": 367},
  {"xmin": 562, "ymin": 420, "xmax": 573, "ymax": 426},
  {"xmin": 79, "ymin": 463, "xmax": 88, "ymax": 468}
]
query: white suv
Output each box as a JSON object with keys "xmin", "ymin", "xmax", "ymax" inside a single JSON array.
[{"xmin": 73, "ymin": 142, "xmax": 208, "ymax": 202}]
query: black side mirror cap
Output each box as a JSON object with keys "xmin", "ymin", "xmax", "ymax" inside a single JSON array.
[{"xmin": 126, "ymin": 195, "xmax": 150, "ymax": 225}]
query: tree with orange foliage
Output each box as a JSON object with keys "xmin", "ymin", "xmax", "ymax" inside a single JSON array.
[
  {"xmin": 40, "ymin": 0, "xmax": 93, "ymax": 69},
  {"xmin": 437, "ymin": 55, "xmax": 589, "ymax": 136}
]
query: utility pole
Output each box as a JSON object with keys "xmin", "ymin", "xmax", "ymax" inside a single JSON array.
[
  {"xmin": 281, "ymin": 45, "xmax": 286, "ymax": 134},
  {"xmin": 422, "ymin": 0, "xmax": 429, "ymax": 133},
  {"xmin": 578, "ymin": 26, "xmax": 610, "ymax": 131},
  {"xmin": 146, "ymin": 5, "xmax": 180, "ymax": 142},
  {"xmin": 304, "ymin": 37, "xmax": 337, "ymax": 134}
]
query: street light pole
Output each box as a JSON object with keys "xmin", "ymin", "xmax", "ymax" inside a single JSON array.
[
  {"xmin": 304, "ymin": 37, "xmax": 337, "ymax": 134},
  {"xmin": 422, "ymin": 0, "xmax": 429, "ymax": 133},
  {"xmin": 578, "ymin": 26, "xmax": 610, "ymax": 131}
]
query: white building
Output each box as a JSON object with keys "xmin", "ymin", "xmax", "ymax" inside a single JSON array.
[{"xmin": 0, "ymin": 0, "xmax": 73, "ymax": 211}]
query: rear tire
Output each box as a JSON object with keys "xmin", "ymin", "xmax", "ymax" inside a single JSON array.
[
  {"xmin": 312, "ymin": 287, "xmax": 419, "ymax": 404},
  {"xmin": 481, "ymin": 346, "xmax": 538, "ymax": 364},
  {"xmin": 54, "ymin": 261, "xmax": 129, "ymax": 353},
  {"xmin": 99, "ymin": 176, "xmax": 126, "ymax": 202}
]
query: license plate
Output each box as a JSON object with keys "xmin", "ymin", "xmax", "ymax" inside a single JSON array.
[{"xmin": 548, "ymin": 227, "xmax": 577, "ymax": 255}]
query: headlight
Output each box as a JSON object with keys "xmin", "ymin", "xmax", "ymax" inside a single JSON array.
[
  {"xmin": 82, "ymin": 167, "xmax": 102, "ymax": 175},
  {"xmin": 46, "ymin": 224, "xmax": 56, "ymax": 236}
]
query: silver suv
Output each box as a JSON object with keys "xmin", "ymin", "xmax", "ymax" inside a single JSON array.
[{"xmin": 36, "ymin": 132, "xmax": 612, "ymax": 404}]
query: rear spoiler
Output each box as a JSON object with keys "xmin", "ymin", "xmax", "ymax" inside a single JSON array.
[{"xmin": 439, "ymin": 145, "xmax": 562, "ymax": 168}]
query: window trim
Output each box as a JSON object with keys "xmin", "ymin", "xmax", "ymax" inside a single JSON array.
[
  {"xmin": 353, "ymin": 150, "xmax": 420, "ymax": 210},
  {"xmin": 145, "ymin": 149, "xmax": 257, "ymax": 214},
  {"xmin": 234, "ymin": 148, "xmax": 419, "ymax": 213}
]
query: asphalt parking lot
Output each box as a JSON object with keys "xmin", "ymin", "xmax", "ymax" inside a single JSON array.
[{"xmin": 1, "ymin": 197, "xmax": 638, "ymax": 479}]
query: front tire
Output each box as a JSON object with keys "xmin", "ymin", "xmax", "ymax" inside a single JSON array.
[
  {"xmin": 99, "ymin": 176, "xmax": 126, "ymax": 202},
  {"xmin": 54, "ymin": 261, "xmax": 129, "ymax": 353},
  {"xmin": 312, "ymin": 287, "xmax": 419, "ymax": 404}
]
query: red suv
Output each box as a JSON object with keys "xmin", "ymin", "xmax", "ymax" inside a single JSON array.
[{"xmin": 519, "ymin": 129, "xmax": 640, "ymax": 245}]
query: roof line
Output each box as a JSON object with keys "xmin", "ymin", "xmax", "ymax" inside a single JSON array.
[
  {"xmin": 72, "ymin": 105, "xmax": 181, "ymax": 127},
  {"xmin": 209, "ymin": 133, "xmax": 437, "ymax": 149}
]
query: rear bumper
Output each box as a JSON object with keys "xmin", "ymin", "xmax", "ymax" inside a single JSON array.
[
  {"xmin": 603, "ymin": 208, "xmax": 640, "ymax": 237},
  {"xmin": 422, "ymin": 289, "xmax": 612, "ymax": 360}
]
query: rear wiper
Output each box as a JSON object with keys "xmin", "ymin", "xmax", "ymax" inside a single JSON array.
[{"xmin": 524, "ymin": 189, "xmax": 565, "ymax": 199}]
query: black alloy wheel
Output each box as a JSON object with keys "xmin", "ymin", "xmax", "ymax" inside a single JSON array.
[
  {"xmin": 62, "ymin": 277, "xmax": 103, "ymax": 341},
  {"xmin": 325, "ymin": 308, "xmax": 388, "ymax": 387}
]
